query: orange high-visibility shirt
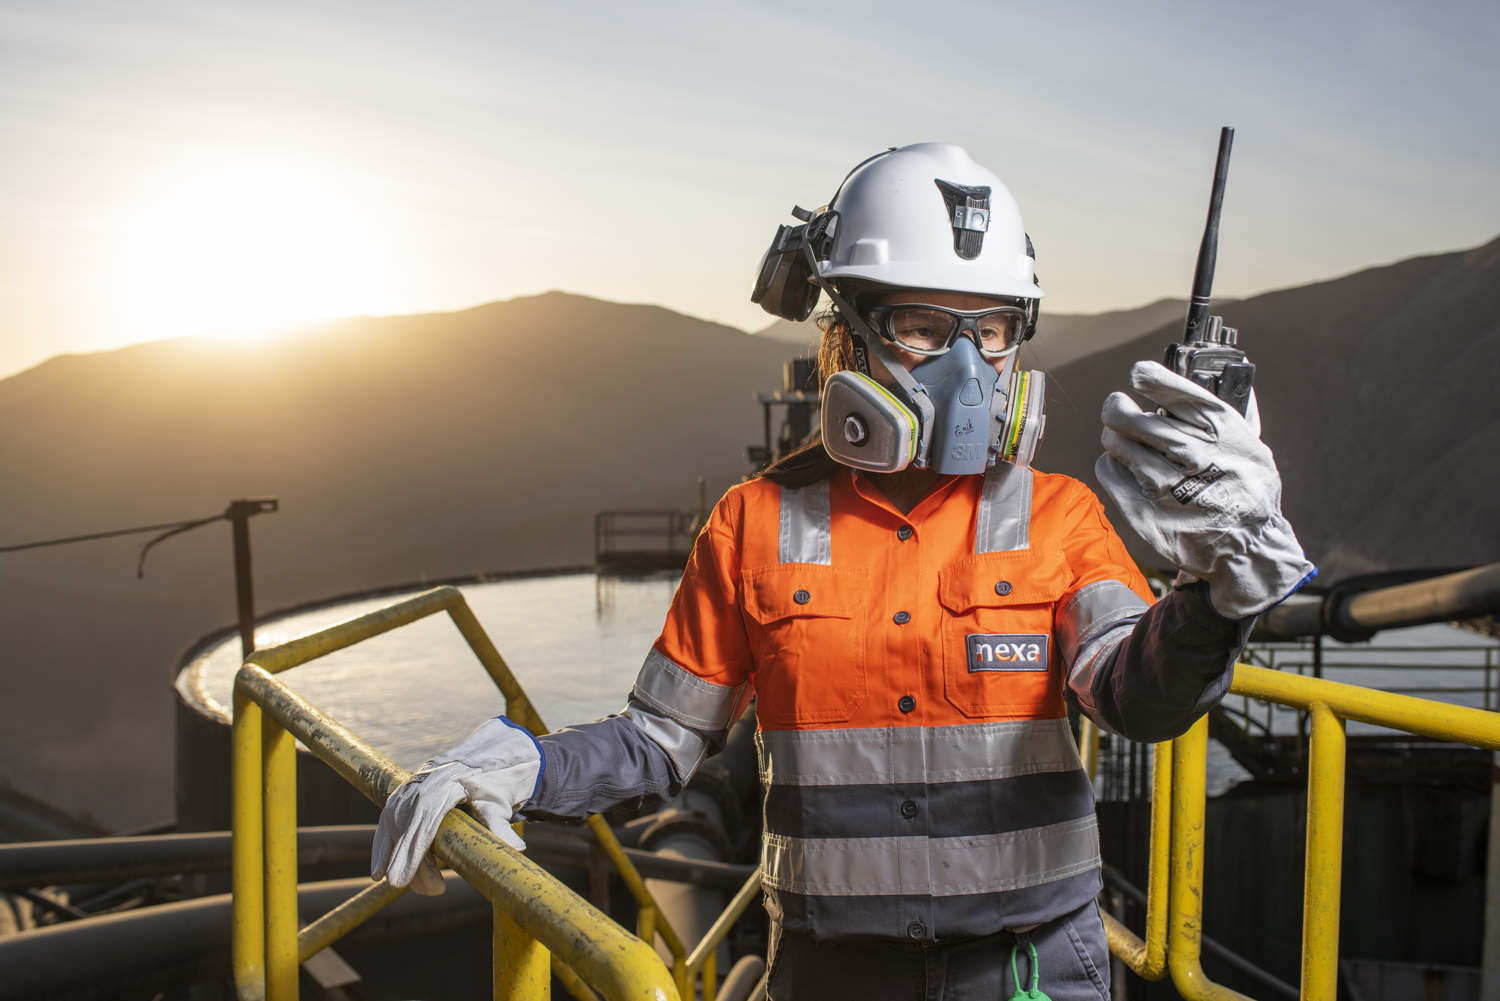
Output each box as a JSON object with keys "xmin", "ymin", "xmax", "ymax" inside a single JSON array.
[{"xmin": 632, "ymin": 463, "xmax": 1153, "ymax": 941}]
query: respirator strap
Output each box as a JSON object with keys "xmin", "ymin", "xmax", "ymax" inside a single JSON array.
[{"xmin": 801, "ymin": 234, "xmax": 935, "ymax": 468}]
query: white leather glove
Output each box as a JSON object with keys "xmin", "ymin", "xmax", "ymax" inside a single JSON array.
[
  {"xmin": 370, "ymin": 716, "xmax": 543, "ymax": 895},
  {"xmin": 1094, "ymin": 361, "xmax": 1316, "ymax": 620}
]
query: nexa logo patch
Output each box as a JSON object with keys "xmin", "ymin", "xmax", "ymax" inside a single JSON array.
[{"xmin": 966, "ymin": 633, "xmax": 1049, "ymax": 672}]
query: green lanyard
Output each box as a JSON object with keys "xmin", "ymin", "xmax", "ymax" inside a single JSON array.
[{"xmin": 1008, "ymin": 941, "xmax": 1052, "ymax": 1001}]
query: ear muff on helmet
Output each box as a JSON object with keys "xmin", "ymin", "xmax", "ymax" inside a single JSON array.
[{"xmin": 751, "ymin": 208, "xmax": 842, "ymax": 322}]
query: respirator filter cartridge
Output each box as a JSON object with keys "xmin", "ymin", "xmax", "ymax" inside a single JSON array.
[{"xmin": 820, "ymin": 371, "xmax": 919, "ymax": 474}]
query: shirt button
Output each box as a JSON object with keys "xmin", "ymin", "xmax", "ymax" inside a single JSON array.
[
  {"xmin": 897, "ymin": 525, "xmax": 914, "ymax": 541},
  {"xmin": 994, "ymin": 580, "xmax": 1013, "ymax": 596},
  {"xmin": 898, "ymin": 694, "xmax": 916, "ymax": 714},
  {"xmin": 900, "ymin": 800, "xmax": 919, "ymax": 819},
  {"xmin": 907, "ymin": 920, "xmax": 926, "ymax": 940},
  {"xmin": 793, "ymin": 589, "xmax": 811, "ymax": 604},
  {"xmin": 893, "ymin": 610, "xmax": 911, "ymax": 625}
]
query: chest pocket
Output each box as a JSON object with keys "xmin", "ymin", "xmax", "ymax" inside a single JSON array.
[
  {"xmin": 742, "ymin": 564, "xmax": 869, "ymax": 726},
  {"xmin": 938, "ymin": 547, "xmax": 1072, "ymax": 718}
]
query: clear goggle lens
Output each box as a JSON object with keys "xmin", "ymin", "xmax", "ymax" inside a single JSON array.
[{"xmin": 869, "ymin": 305, "xmax": 1028, "ymax": 359}]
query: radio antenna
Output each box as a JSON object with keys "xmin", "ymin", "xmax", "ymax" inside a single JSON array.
[{"xmin": 1184, "ymin": 126, "xmax": 1234, "ymax": 343}]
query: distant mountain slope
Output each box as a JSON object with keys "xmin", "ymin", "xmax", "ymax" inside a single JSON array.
[
  {"xmin": 1039, "ymin": 238, "xmax": 1500, "ymax": 580},
  {"xmin": 0, "ymin": 292, "xmax": 800, "ymax": 830}
]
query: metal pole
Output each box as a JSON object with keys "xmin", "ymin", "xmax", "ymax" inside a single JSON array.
[
  {"xmin": 226, "ymin": 498, "xmax": 277, "ymax": 660},
  {"xmin": 1485, "ymin": 750, "xmax": 1500, "ymax": 1001},
  {"xmin": 232, "ymin": 511, "xmax": 255, "ymax": 660},
  {"xmin": 1301, "ymin": 703, "xmax": 1346, "ymax": 1001}
]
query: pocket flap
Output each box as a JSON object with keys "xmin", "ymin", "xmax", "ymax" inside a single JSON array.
[
  {"xmin": 938, "ymin": 548, "xmax": 1071, "ymax": 614},
  {"xmin": 742, "ymin": 564, "xmax": 869, "ymax": 624}
]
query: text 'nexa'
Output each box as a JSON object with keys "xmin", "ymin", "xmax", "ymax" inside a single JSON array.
[{"xmin": 966, "ymin": 633, "xmax": 1050, "ymax": 673}]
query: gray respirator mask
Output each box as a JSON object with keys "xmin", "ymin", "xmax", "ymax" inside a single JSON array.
[{"xmin": 821, "ymin": 329, "xmax": 1046, "ymax": 475}]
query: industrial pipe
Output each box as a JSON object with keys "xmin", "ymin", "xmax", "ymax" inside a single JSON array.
[
  {"xmin": 0, "ymin": 826, "xmax": 371, "ymax": 892},
  {"xmin": 0, "ymin": 873, "xmax": 486, "ymax": 1001},
  {"xmin": 0, "ymin": 824, "xmax": 755, "ymax": 897},
  {"xmin": 1258, "ymin": 562, "xmax": 1500, "ymax": 640}
]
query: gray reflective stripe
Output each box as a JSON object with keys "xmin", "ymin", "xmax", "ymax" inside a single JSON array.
[
  {"xmin": 779, "ymin": 481, "xmax": 832, "ymax": 565},
  {"xmin": 1066, "ymin": 619, "xmax": 1134, "ymax": 735},
  {"xmin": 975, "ymin": 463, "xmax": 1032, "ymax": 553},
  {"xmin": 1056, "ymin": 579, "xmax": 1149, "ymax": 666},
  {"xmin": 761, "ymin": 815, "xmax": 1101, "ymax": 897},
  {"xmin": 756, "ymin": 718, "xmax": 1081, "ymax": 787},
  {"xmin": 631, "ymin": 648, "xmax": 747, "ymax": 731},
  {"xmin": 621, "ymin": 700, "xmax": 710, "ymax": 784}
]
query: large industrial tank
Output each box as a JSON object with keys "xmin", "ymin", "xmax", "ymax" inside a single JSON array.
[{"xmin": 173, "ymin": 570, "xmax": 679, "ymax": 831}]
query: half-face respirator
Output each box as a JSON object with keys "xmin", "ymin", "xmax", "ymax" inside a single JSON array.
[{"xmin": 820, "ymin": 333, "xmax": 1046, "ymax": 475}]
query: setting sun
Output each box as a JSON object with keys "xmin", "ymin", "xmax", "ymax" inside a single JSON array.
[{"xmin": 124, "ymin": 167, "xmax": 384, "ymax": 342}]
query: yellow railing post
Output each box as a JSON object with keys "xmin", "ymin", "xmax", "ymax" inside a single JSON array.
[
  {"xmin": 1145, "ymin": 739, "xmax": 1173, "ymax": 977},
  {"xmin": 231, "ymin": 688, "xmax": 266, "ymax": 1001},
  {"xmin": 1168, "ymin": 718, "xmax": 1253, "ymax": 1001},
  {"xmin": 262, "ymin": 716, "xmax": 300, "ymax": 1001},
  {"xmin": 1079, "ymin": 717, "xmax": 1100, "ymax": 781},
  {"xmin": 493, "ymin": 901, "xmax": 551, "ymax": 1000},
  {"xmin": 1301, "ymin": 702, "xmax": 1346, "ymax": 1001}
]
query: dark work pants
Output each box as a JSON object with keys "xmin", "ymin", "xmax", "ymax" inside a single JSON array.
[{"xmin": 766, "ymin": 897, "xmax": 1111, "ymax": 1001}]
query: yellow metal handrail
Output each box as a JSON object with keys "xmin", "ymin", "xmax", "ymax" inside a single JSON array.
[
  {"xmin": 1087, "ymin": 660, "xmax": 1500, "ymax": 1001},
  {"xmin": 230, "ymin": 586, "xmax": 685, "ymax": 1001}
]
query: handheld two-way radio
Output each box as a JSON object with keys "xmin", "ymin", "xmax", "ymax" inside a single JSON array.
[{"xmin": 1163, "ymin": 126, "xmax": 1255, "ymax": 415}]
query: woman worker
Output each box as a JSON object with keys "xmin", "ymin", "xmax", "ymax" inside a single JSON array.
[{"xmin": 371, "ymin": 143, "xmax": 1314, "ymax": 999}]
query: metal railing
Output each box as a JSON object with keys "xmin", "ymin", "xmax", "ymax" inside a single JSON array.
[
  {"xmin": 1083, "ymin": 662, "xmax": 1500, "ymax": 1001},
  {"xmin": 594, "ymin": 510, "xmax": 698, "ymax": 570},
  {"xmin": 234, "ymin": 583, "xmax": 1500, "ymax": 1001},
  {"xmin": 231, "ymin": 585, "xmax": 752, "ymax": 1001}
]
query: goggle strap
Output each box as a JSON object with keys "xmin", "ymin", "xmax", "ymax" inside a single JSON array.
[{"xmin": 802, "ymin": 234, "xmax": 934, "ymax": 468}]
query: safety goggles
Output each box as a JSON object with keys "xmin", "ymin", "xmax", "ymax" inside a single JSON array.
[{"xmin": 864, "ymin": 304, "xmax": 1028, "ymax": 359}]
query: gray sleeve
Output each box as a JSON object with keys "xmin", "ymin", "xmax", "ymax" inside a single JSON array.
[
  {"xmin": 521, "ymin": 648, "xmax": 750, "ymax": 821},
  {"xmin": 1063, "ymin": 580, "xmax": 1252, "ymax": 744}
]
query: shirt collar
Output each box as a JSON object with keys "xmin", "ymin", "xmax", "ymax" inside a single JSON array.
[{"xmin": 845, "ymin": 467, "xmax": 972, "ymax": 521}]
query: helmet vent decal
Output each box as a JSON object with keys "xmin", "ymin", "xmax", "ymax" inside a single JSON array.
[{"xmin": 934, "ymin": 179, "xmax": 991, "ymax": 260}]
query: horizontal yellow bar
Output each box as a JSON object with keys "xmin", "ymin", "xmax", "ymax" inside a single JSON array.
[
  {"xmin": 298, "ymin": 879, "xmax": 408, "ymax": 962},
  {"xmin": 247, "ymin": 586, "xmax": 463, "ymax": 675},
  {"xmin": 1231, "ymin": 662, "xmax": 1500, "ymax": 749}
]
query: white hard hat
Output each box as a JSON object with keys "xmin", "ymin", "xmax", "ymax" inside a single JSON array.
[{"xmin": 819, "ymin": 143, "xmax": 1043, "ymax": 303}]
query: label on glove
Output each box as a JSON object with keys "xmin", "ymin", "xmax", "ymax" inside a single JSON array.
[
  {"xmin": 966, "ymin": 634, "xmax": 1049, "ymax": 672},
  {"xmin": 1171, "ymin": 463, "xmax": 1226, "ymax": 504}
]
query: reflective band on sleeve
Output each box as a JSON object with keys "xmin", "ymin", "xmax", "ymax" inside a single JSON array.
[
  {"xmin": 975, "ymin": 464, "xmax": 1032, "ymax": 553},
  {"xmin": 1056, "ymin": 579, "xmax": 1149, "ymax": 666},
  {"xmin": 630, "ymin": 647, "xmax": 748, "ymax": 731},
  {"xmin": 761, "ymin": 815, "xmax": 1101, "ymax": 897},
  {"xmin": 621, "ymin": 701, "xmax": 710, "ymax": 784},
  {"xmin": 756, "ymin": 718, "xmax": 1081, "ymax": 787},
  {"xmin": 779, "ymin": 480, "xmax": 832, "ymax": 565}
]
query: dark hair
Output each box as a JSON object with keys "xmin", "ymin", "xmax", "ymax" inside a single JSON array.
[{"xmin": 756, "ymin": 307, "xmax": 859, "ymax": 486}]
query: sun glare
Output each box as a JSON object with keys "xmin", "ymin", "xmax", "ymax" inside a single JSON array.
[{"xmin": 125, "ymin": 168, "xmax": 385, "ymax": 344}]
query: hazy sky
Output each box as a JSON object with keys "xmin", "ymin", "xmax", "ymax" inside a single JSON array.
[{"xmin": 3, "ymin": 0, "xmax": 1497, "ymax": 379}]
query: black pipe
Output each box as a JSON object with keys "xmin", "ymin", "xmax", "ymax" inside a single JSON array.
[
  {"xmin": 1258, "ymin": 562, "xmax": 1500, "ymax": 640},
  {"xmin": 0, "ymin": 823, "xmax": 755, "ymax": 895},
  {"xmin": 0, "ymin": 873, "xmax": 487, "ymax": 1001},
  {"xmin": 0, "ymin": 825, "xmax": 372, "ymax": 891}
]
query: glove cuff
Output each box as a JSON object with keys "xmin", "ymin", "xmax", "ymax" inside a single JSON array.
[
  {"xmin": 494, "ymin": 716, "xmax": 546, "ymax": 800},
  {"xmin": 1202, "ymin": 515, "xmax": 1318, "ymax": 620}
]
